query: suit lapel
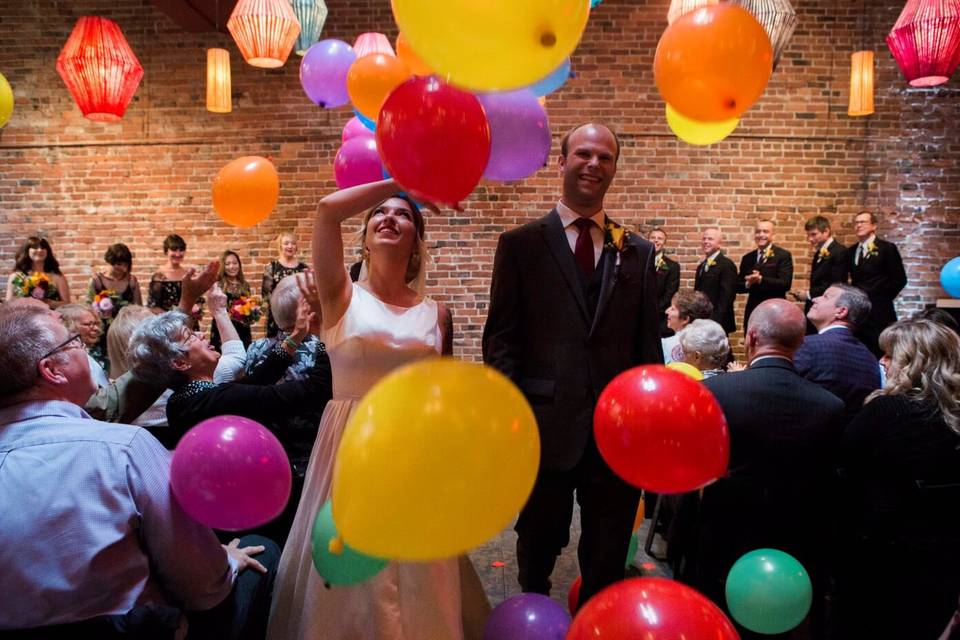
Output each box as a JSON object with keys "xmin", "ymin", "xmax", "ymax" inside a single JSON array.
[
  {"xmin": 541, "ymin": 210, "xmax": 591, "ymax": 324},
  {"xmin": 589, "ymin": 246, "xmax": 616, "ymax": 338}
]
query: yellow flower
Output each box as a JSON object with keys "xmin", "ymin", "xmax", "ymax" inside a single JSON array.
[
  {"xmin": 609, "ymin": 226, "xmax": 626, "ymax": 251},
  {"xmin": 707, "ymin": 258, "xmax": 717, "ymax": 268},
  {"xmin": 818, "ymin": 247, "xmax": 830, "ymax": 259},
  {"xmin": 764, "ymin": 246, "xmax": 774, "ymax": 259}
]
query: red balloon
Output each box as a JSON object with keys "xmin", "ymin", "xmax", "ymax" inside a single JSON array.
[
  {"xmin": 568, "ymin": 576, "xmax": 582, "ymax": 615},
  {"xmin": 568, "ymin": 578, "xmax": 740, "ymax": 640},
  {"xmin": 594, "ymin": 365, "xmax": 729, "ymax": 493},
  {"xmin": 376, "ymin": 76, "xmax": 490, "ymax": 206}
]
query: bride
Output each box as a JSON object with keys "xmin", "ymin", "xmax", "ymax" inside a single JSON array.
[{"xmin": 268, "ymin": 179, "xmax": 488, "ymax": 639}]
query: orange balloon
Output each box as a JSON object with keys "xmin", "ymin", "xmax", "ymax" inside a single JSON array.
[
  {"xmin": 396, "ymin": 32, "xmax": 434, "ymax": 77},
  {"xmin": 654, "ymin": 4, "xmax": 772, "ymax": 122},
  {"xmin": 212, "ymin": 156, "xmax": 279, "ymax": 228},
  {"xmin": 347, "ymin": 54, "xmax": 411, "ymax": 121}
]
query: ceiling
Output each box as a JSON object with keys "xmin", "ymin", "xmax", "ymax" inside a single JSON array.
[{"xmin": 153, "ymin": 0, "xmax": 240, "ymax": 32}]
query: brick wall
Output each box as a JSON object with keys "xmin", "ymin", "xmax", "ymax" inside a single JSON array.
[{"xmin": 1, "ymin": 0, "xmax": 958, "ymax": 360}]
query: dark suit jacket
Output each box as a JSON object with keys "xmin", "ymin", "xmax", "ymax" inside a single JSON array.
[
  {"xmin": 655, "ymin": 255, "xmax": 680, "ymax": 337},
  {"xmin": 808, "ymin": 240, "xmax": 849, "ymax": 301},
  {"xmin": 690, "ymin": 359, "xmax": 844, "ymax": 605},
  {"xmin": 482, "ymin": 210, "xmax": 663, "ymax": 471},
  {"xmin": 794, "ymin": 326, "xmax": 880, "ymax": 423},
  {"xmin": 845, "ymin": 238, "xmax": 907, "ymax": 330},
  {"xmin": 737, "ymin": 245, "xmax": 794, "ymax": 328},
  {"xmin": 694, "ymin": 253, "xmax": 738, "ymax": 334}
]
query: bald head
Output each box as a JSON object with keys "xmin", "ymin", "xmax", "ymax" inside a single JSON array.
[{"xmin": 746, "ymin": 299, "xmax": 806, "ymax": 356}]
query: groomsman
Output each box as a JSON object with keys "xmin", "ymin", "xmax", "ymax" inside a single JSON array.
[
  {"xmin": 791, "ymin": 215, "xmax": 848, "ymax": 334},
  {"xmin": 737, "ymin": 219, "xmax": 793, "ymax": 330},
  {"xmin": 648, "ymin": 228, "xmax": 680, "ymax": 337},
  {"xmin": 846, "ymin": 211, "xmax": 907, "ymax": 357},
  {"xmin": 694, "ymin": 227, "xmax": 737, "ymax": 335}
]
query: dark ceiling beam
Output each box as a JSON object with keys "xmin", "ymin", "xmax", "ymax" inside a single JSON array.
[{"xmin": 152, "ymin": 0, "xmax": 238, "ymax": 33}]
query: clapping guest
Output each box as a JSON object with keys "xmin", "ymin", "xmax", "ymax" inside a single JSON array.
[
  {"xmin": 210, "ymin": 250, "xmax": 254, "ymax": 351},
  {"xmin": 677, "ymin": 319, "xmax": 730, "ymax": 378},
  {"xmin": 58, "ymin": 303, "xmax": 109, "ymax": 388},
  {"xmin": 5, "ymin": 236, "xmax": 71, "ymax": 307},
  {"xmin": 835, "ymin": 320, "xmax": 960, "ymax": 639},
  {"xmin": 662, "ymin": 290, "xmax": 714, "ymax": 364},
  {"xmin": 262, "ymin": 232, "xmax": 308, "ymax": 338}
]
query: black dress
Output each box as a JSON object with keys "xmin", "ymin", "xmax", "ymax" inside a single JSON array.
[
  {"xmin": 261, "ymin": 260, "xmax": 307, "ymax": 338},
  {"xmin": 147, "ymin": 274, "xmax": 183, "ymax": 312},
  {"xmin": 209, "ymin": 280, "xmax": 253, "ymax": 351}
]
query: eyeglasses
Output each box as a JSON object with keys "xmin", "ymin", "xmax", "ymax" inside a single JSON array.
[{"xmin": 39, "ymin": 333, "xmax": 83, "ymax": 361}]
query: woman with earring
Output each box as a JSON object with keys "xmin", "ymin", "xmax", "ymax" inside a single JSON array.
[
  {"xmin": 268, "ymin": 179, "xmax": 487, "ymax": 640},
  {"xmin": 6, "ymin": 236, "xmax": 71, "ymax": 307},
  {"xmin": 262, "ymin": 232, "xmax": 308, "ymax": 338},
  {"xmin": 210, "ymin": 250, "xmax": 253, "ymax": 350}
]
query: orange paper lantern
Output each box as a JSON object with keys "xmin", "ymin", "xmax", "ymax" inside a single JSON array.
[
  {"xmin": 227, "ymin": 0, "xmax": 301, "ymax": 68},
  {"xmin": 848, "ymin": 50, "xmax": 874, "ymax": 117}
]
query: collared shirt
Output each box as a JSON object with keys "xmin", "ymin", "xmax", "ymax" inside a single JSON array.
[
  {"xmin": 821, "ymin": 237, "xmax": 834, "ymax": 251},
  {"xmin": 557, "ymin": 201, "xmax": 605, "ymax": 266},
  {"xmin": 701, "ymin": 250, "xmax": 721, "ymax": 272},
  {"xmin": 749, "ymin": 355, "xmax": 793, "ymax": 367},
  {"xmin": 855, "ymin": 234, "xmax": 877, "ymax": 264},
  {"xmin": 0, "ymin": 400, "xmax": 235, "ymax": 629},
  {"xmin": 818, "ymin": 324, "xmax": 849, "ymax": 335}
]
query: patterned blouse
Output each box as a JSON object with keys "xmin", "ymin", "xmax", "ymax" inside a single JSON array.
[{"xmin": 261, "ymin": 260, "xmax": 308, "ymax": 337}]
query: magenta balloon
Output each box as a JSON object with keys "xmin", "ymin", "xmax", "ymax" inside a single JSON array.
[
  {"xmin": 300, "ymin": 39, "xmax": 357, "ymax": 108},
  {"xmin": 342, "ymin": 116, "xmax": 371, "ymax": 143},
  {"xmin": 170, "ymin": 415, "xmax": 292, "ymax": 531},
  {"xmin": 478, "ymin": 89, "xmax": 551, "ymax": 182},
  {"xmin": 334, "ymin": 135, "xmax": 383, "ymax": 188}
]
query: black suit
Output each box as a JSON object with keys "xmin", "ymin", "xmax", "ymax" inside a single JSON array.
[
  {"xmin": 694, "ymin": 253, "xmax": 738, "ymax": 334},
  {"xmin": 688, "ymin": 359, "xmax": 844, "ymax": 636},
  {"xmin": 654, "ymin": 254, "xmax": 681, "ymax": 337},
  {"xmin": 804, "ymin": 240, "xmax": 848, "ymax": 334},
  {"xmin": 845, "ymin": 238, "xmax": 907, "ymax": 356},
  {"xmin": 737, "ymin": 245, "xmax": 794, "ymax": 330},
  {"xmin": 483, "ymin": 209, "xmax": 662, "ymax": 606}
]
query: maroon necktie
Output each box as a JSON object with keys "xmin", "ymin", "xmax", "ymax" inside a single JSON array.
[{"xmin": 573, "ymin": 217, "xmax": 596, "ymax": 278}]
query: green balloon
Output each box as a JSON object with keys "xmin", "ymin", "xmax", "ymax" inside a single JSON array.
[
  {"xmin": 625, "ymin": 531, "xmax": 639, "ymax": 568},
  {"xmin": 311, "ymin": 500, "xmax": 388, "ymax": 585},
  {"xmin": 725, "ymin": 548, "xmax": 812, "ymax": 635}
]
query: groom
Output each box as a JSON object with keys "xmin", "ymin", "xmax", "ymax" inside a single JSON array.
[{"xmin": 483, "ymin": 123, "xmax": 663, "ymax": 607}]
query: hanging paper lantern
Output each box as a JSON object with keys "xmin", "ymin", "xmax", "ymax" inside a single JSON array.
[
  {"xmin": 227, "ymin": 0, "xmax": 301, "ymax": 69},
  {"xmin": 732, "ymin": 0, "xmax": 798, "ymax": 66},
  {"xmin": 848, "ymin": 51, "xmax": 875, "ymax": 116},
  {"xmin": 293, "ymin": 0, "xmax": 328, "ymax": 56},
  {"xmin": 886, "ymin": 0, "xmax": 960, "ymax": 87},
  {"xmin": 667, "ymin": 0, "xmax": 719, "ymax": 24},
  {"xmin": 353, "ymin": 32, "xmax": 395, "ymax": 58},
  {"xmin": 55, "ymin": 17, "xmax": 144, "ymax": 122},
  {"xmin": 206, "ymin": 48, "xmax": 232, "ymax": 113}
]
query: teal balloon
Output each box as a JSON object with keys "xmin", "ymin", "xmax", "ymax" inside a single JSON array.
[
  {"xmin": 941, "ymin": 257, "xmax": 960, "ymax": 298},
  {"xmin": 311, "ymin": 500, "xmax": 388, "ymax": 585},
  {"xmin": 625, "ymin": 532, "xmax": 639, "ymax": 568},
  {"xmin": 725, "ymin": 549, "xmax": 812, "ymax": 635},
  {"xmin": 590, "ymin": 0, "xmax": 603, "ymax": 7}
]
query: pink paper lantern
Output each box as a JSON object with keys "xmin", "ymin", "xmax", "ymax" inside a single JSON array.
[{"xmin": 886, "ymin": 0, "xmax": 960, "ymax": 87}]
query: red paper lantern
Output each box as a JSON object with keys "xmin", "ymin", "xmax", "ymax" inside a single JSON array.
[
  {"xmin": 886, "ymin": 0, "xmax": 960, "ymax": 87},
  {"xmin": 56, "ymin": 17, "xmax": 144, "ymax": 122},
  {"xmin": 227, "ymin": 0, "xmax": 301, "ymax": 69}
]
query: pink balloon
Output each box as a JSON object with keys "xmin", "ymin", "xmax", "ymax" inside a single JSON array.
[
  {"xmin": 170, "ymin": 415, "xmax": 291, "ymax": 531},
  {"xmin": 342, "ymin": 116, "xmax": 371, "ymax": 143},
  {"xmin": 334, "ymin": 135, "xmax": 384, "ymax": 188}
]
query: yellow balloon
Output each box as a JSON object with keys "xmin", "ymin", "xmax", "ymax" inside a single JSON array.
[
  {"xmin": 391, "ymin": 0, "xmax": 590, "ymax": 92},
  {"xmin": 0, "ymin": 72, "xmax": 13, "ymax": 128},
  {"xmin": 667, "ymin": 361, "xmax": 705, "ymax": 381},
  {"xmin": 332, "ymin": 358, "xmax": 540, "ymax": 560},
  {"xmin": 665, "ymin": 103, "xmax": 738, "ymax": 146}
]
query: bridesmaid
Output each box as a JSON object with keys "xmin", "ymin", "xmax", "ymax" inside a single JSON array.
[
  {"xmin": 5, "ymin": 236, "xmax": 71, "ymax": 307},
  {"xmin": 262, "ymin": 231, "xmax": 307, "ymax": 338},
  {"xmin": 210, "ymin": 250, "xmax": 254, "ymax": 350},
  {"xmin": 147, "ymin": 234, "xmax": 203, "ymax": 323},
  {"xmin": 88, "ymin": 243, "xmax": 142, "ymax": 352}
]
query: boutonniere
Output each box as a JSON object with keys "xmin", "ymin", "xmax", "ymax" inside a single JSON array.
[
  {"xmin": 655, "ymin": 254, "xmax": 668, "ymax": 272},
  {"xmin": 706, "ymin": 257, "xmax": 717, "ymax": 268},
  {"xmin": 864, "ymin": 241, "xmax": 878, "ymax": 259},
  {"xmin": 603, "ymin": 222, "xmax": 630, "ymax": 254},
  {"xmin": 763, "ymin": 246, "xmax": 775, "ymax": 260},
  {"xmin": 818, "ymin": 247, "xmax": 830, "ymax": 260}
]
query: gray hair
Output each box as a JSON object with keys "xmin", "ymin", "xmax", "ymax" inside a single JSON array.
[
  {"xmin": 678, "ymin": 319, "xmax": 730, "ymax": 369},
  {"xmin": 270, "ymin": 275, "xmax": 302, "ymax": 332},
  {"xmin": 127, "ymin": 310, "xmax": 191, "ymax": 389},
  {"xmin": 0, "ymin": 307, "xmax": 61, "ymax": 401},
  {"xmin": 831, "ymin": 284, "xmax": 872, "ymax": 329},
  {"xmin": 57, "ymin": 303, "xmax": 99, "ymax": 333}
]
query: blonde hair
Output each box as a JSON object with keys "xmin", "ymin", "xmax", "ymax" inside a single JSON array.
[
  {"xmin": 107, "ymin": 305, "xmax": 155, "ymax": 378},
  {"xmin": 276, "ymin": 232, "xmax": 297, "ymax": 257},
  {"xmin": 58, "ymin": 304, "xmax": 98, "ymax": 332},
  {"xmin": 868, "ymin": 319, "xmax": 960, "ymax": 434}
]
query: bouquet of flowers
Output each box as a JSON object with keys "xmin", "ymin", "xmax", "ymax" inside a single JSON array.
[
  {"xmin": 90, "ymin": 289, "xmax": 123, "ymax": 319},
  {"xmin": 229, "ymin": 295, "xmax": 264, "ymax": 326},
  {"xmin": 12, "ymin": 271, "xmax": 55, "ymax": 300}
]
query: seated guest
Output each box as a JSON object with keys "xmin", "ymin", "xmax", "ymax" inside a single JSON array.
[
  {"xmin": 0, "ymin": 306, "xmax": 277, "ymax": 636},
  {"xmin": 835, "ymin": 320, "xmax": 960, "ymax": 640},
  {"xmin": 57, "ymin": 303, "xmax": 110, "ymax": 387},
  {"xmin": 662, "ymin": 290, "xmax": 714, "ymax": 364},
  {"xmin": 914, "ymin": 305, "xmax": 960, "ymax": 335},
  {"xmin": 5, "ymin": 236, "xmax": 71, "ymax": 308},
  {"xmin": 689, "ymin": 300, "xmax": 844, "ymax": 637},
  {"xmin": 107, "ymin": 305, "xmax": 171, "ymax": 428},
  {"xmin": 795, "ymin": 284, "xmax": 881, "ymax": 422},
  {"xmin": 677, "ymin": 319, "xmax": 729, "ymax": 378}
]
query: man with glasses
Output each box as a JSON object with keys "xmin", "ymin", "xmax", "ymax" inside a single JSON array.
[
  {"xmin": 0, "ymin": 304, "xmax": 277, "ymax": 635},
  {"xmin": 846, "ymin": 211, "xmax": 907, "ymax": 357}
]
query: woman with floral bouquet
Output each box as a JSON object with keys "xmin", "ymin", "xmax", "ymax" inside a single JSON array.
[
  {"xmin": 210, "ymin": 250, "xmax": 260, "ymax": 350},
  {"xmin": 5, "ymin": 236, "xmax": 71, "ymax": 307},
  {"xmin": 147, "ymin": 234, "xmax": 204, "ymax": 325},
  {"xmin": 88, "ymin": 243, "xmax": 142, "ymax": 350}
]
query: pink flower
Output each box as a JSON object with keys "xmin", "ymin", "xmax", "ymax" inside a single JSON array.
[
  {"xmin": 97, "ymin": 297, "xmax": 114, "ymax": 314},
  {"xmin": 30, "ymin": 287, "xmax": 46, "ymax": 300}
]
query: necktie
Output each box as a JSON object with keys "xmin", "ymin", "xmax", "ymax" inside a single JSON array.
[
  {"xmin": 573, "ymin": 218, "xmax": 596, "ymax": 278},
  {"xmin": 856, "ymin": 244, "xmax": 864, "ymax": 266}
]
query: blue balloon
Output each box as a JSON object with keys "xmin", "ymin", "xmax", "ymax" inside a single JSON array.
[
  {"xmin": 529, "ymin": 59, "xmax": 571, "ymax": 97},
  {"xmin": 591, "ymin": 0, "xmax": 603, "ymax": 7},
  {"xmin": 354, "ymin": 109, "xmax": 376, "ymax": 131},
  {"xmin": 941, "ymin": 257, "xmax": 960, "ymax": 298}
]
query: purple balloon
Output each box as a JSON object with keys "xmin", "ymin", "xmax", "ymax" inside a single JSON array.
[
  {"xmin": 484, "ymin": 593, "xmax": 571, "ymax": 640},
  {"xmin": 334, "ymin": 135, "xmax": 383, "ymax": 188},
  {"xmin": 342, "ymin": 116, "xmax": 370, "ymax": 143},
  {"xmin": 300, "ymin": 39, "xmax": 357, "ymax": 108},
  {"xmin": 478, "ymin": 89, "xmax": 551, "ymax": 182},
  {"xmin": 171, "ymin": 415, "xmax": 292, "ymax": 531}
]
